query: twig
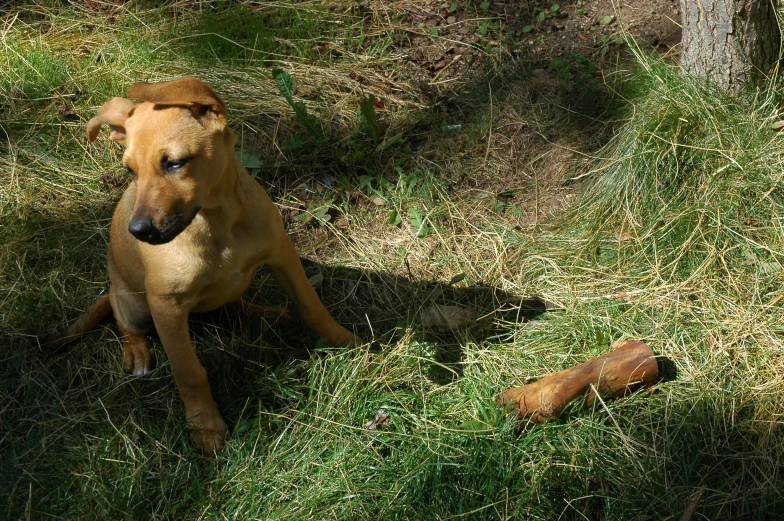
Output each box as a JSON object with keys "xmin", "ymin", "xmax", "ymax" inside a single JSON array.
[
  {"xmin": 430, "ymin": 54, "xmax": 462, "ymax": 84},
  {"xmin": 679, "ymin": 485, "xmax": 706, "ymax": 521}
]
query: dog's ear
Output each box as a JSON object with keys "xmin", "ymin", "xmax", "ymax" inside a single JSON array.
[
  {"xmin": 126, "ymin": 77, "xmax": 227, "ymax": 121},
  {"xmin": 87, "ymin": 97, "xmax": 137, "ymax": 144}
]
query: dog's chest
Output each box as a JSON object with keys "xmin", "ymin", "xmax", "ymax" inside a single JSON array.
[
  {"xmin": 148, "ymin": 230, "xmax": 263, "ymax": 312},
  {"xmin": 190, "ymin": 238, "xmax": 260, "ymax": 311}
]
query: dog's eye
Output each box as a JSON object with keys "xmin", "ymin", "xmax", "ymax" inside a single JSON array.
[
  {"xmin": 163, "ymin": 158, "xmax": 189, "ymax": 173},
  {"xmin": 126, "ymin": 166, "xmax": 137, "ymax": 179}
]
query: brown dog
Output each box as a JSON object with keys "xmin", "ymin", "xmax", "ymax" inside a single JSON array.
[{"xmin": 45, "ymin": 77, "xmax": 360, "ymax": 451}]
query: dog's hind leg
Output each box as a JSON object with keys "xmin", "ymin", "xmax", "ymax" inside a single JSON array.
[
  {"xmin": 118, "ymin": 324, "xmax": 154, "ymax": 377},
  {"xmin": 227, "ymin": 298, "xmax": 291, "ymax": 324},
  {"xmin": 111, "ymin": 295, "xmax": 155, "ymax": 376},
  {"xmin": 42, "ymin": 295, "xmax": 113, "ymax": 348},
  {"xmin": 266, "ymin": 237, "xmax": 362, "ymax": 347},
  {"xmin": 109, "ymin": 283, "xmax": 155, "ymax": 377}
]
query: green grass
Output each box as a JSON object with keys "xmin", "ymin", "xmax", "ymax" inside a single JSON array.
[{"xmin": 2, "ymin": 2, "xmax": 784, "ymax": 520}]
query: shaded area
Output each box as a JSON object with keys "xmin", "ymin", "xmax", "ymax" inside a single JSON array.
[
  {"xmin": 3, "ymin": 263, "xmax": 549, "ymax": 518},
  {"xmin": 377, "ymin": 391, "xmax": 782, "ymax": 520},
  {"xmin": 199, "ymin": 260, "xmax": 552, "ymax": 386}
]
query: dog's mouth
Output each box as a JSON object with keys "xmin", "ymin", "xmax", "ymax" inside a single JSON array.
[{"xmin": 130, "ymin": 206, "xmax": 201, "ymax": 245}]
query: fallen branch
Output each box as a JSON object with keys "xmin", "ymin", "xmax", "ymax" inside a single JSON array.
[{"xmin": 496, "ymin": 340, "xmax": 658, "ymax": 424}]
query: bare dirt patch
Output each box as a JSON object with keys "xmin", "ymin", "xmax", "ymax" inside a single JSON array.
[
  {"xmin": 386, "ymin": 0, "xmax": 681, "ymax": 88},
  {"xmin": 378, "ymin": 0, "xmax": 681, "ymax": 224}
]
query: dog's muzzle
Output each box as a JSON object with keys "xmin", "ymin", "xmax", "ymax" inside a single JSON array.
[{"xmin": 128, "ymin": 207, "xmax": 200, "ymax": 245}]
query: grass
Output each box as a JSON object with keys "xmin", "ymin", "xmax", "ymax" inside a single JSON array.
[{"xmin": 2, "ymin": 1, "xmax": 784, "ymax": 520}]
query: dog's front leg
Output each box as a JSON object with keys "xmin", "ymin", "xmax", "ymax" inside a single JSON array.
[
  {"xmin": 149, "ymin": 296, "xmax": 228, "ymax": 451},
  {"xmin": 267, "ymin": 237, "xmax": 362, "ymax": 347}
]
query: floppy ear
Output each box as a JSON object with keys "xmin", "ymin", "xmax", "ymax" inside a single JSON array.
[
  {"xmin": 87, "ymin": 97, "xmax": 137, "ymax": 144},
  {"xmin": 127, "ymin": 77, "xmax": 227, "ymax": 121}
]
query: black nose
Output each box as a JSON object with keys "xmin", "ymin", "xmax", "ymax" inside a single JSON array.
[{"xmin": 128, "ymin": 216, "xmax": 156, "ymax": 241}]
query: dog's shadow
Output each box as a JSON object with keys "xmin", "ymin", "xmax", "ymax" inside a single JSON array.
[{"xmin": 191, "ymin": 261, "xmax": 550, "ymax": 399}]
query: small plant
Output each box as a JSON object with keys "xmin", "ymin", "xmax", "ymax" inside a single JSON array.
[
  {"xmin": 523, "ymin": 4, "xmax": 559, "ymax": 33},
  {"xmin": 407, "ymin": 206, "xmax": 430, "ymax": 237},
  {"xmin": 357, "ymin": 95, "xmax": 381, "ymax": 144},
  {"xmin": 473, "ymin": 0, "xmax": 502, "ymax": 37},
  {"xmin": 358, "ymin": 173, "xmax": 392, "ymax": 199},
  {"xmin": 493, "ymin": 200, "xmax": 523, "ymax": 218},
  {"xmin": 396, "ymin": 168, "xmax": 426, "ymax": 198},
  {"xmin": 477, "ymin": 20, "xmax": 499, "ymax": 36},
  {"xmin": 295, "ymin": 200, "xmax": 334, "ymax": 225},
  {"xmin": 600, "ymin": 33, "xmax": 624, "ymax": 56},
  {"xmin": 272, "ymin": 68, "xmax": 384, "ymax": 163},
  {"xmin": 384, "ymin": 167, "xmax": 443, "ymax": 239},
  {"xmin": 237, "ymin": 150, "xmax": 262, "ymax": 177},
  {"xmin": 272, "ymin": 68, "xmax": 325, "ymax": 144},
  {"xmin": 546, "ymin": 53, "xmax": 598, "ymax": 84}
]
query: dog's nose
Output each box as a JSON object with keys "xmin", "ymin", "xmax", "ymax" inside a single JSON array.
[{"xmin": 128, "ymin": 216, "xmax": 156, "ymax": 241}]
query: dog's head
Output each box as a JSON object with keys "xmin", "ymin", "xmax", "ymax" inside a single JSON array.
[{"xmin": 87, "ymin": 77, "xmax": 235, "ymax": 245}]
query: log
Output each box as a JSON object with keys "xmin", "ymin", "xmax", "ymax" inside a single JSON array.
[{"xmin": 496, "ymin": 340, "xmax": 658, "ymax": 424}]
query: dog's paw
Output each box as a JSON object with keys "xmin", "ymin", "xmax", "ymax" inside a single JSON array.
[
  {"xmin": 327, "ymin": 328, "xmax": 363, "ymax": 348},
  {"xmin": 122, "ymin": 336, "xmax": 155, "ymax": 376},
  {"xmin": 346, "ymin": 334, "xmax": 364, "ymax": 347},
  {"xmin": 239, "ymin": 301, "xmax": 291, "ymax": 323},
  {"xmin": 188, "ymin": 417, "xmax": 228, "ymax": 452}
]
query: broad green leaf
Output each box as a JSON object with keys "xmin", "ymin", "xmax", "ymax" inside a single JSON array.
[
  {"xmin": 237, "ymin": 150, "xmax": 262, "ymax": 168},
  {"xmin": 448, "ymin": 273, "xmax": 466, "ymax": 285},
  {"xmin": 273, "ymin": 68, "xmax": 324, "ymax": 140},
  {"xmin": 282, "ymin": 136, "xmax": 308, "ymax": 150},
  {"xmin": 388, "ymin": 208, "xmax": 402, "ymax": 226},
  {"xmin": 358, "ymin": 96, "xmax": 381, "ymax": 144},
  {"xmin": 408, "ymin": 206, "xmax": 430, "ymax": 237},
  {"xmin": 272, "ymin": 68, "xmax": 295, "ymax": 100}
]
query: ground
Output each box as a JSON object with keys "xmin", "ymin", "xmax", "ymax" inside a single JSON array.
[
  {"xmin": 275, "ymin": 0, "xmax": 683, "ymax": 250},
  {"xmin": 392, "ymin": 0, "xmax": 681, "ymax": 85}
]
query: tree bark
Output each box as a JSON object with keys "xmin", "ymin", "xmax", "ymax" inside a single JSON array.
[{"xmin": 680, "ymin": 0, "xmax": 781, "ymax": 94}]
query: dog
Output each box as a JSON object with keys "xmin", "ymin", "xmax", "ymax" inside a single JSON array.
[{"xmin": 44, "ymin": 77, "xmax": 361, "ymax": 451}]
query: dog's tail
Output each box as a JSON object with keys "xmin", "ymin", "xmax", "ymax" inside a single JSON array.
[{"xmin": 41, "ymin": 295, "xmax": 113, "ymax": 349}]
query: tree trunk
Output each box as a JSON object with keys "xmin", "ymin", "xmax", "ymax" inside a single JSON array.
[{"xmin": 680, "ymin": 0, "xmax": 781, "ymax": 94}]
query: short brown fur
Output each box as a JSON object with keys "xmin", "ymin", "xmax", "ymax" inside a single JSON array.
[{"xmin": 45, "ymin": 77, "xmax": 360, "ymax": 451}]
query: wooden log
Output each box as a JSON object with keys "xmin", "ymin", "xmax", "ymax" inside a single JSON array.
[{"xmin": 495, "ymin": 340, "xmax": 658, "ymax": 424}]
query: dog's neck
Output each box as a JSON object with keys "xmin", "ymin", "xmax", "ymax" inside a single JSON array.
[
  {"xmin": 200, "ymin": 156, "xmax": 245, "ymax": 218},
  {"xmin": 199, "ymin": 129, "xmax": 245, "ymax": 214}
]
